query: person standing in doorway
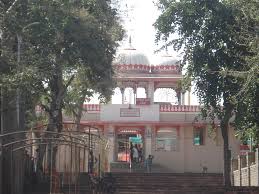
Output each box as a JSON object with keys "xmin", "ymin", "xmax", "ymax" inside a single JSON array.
[
  {"xmin": 130, "ymin": 142, "xmax": 133, "ymax": 163},
  {"xmin": 133, "ymin": 144, "xmax": 139, "ymax": 163},
  {"xmin": 138, "ymin": 144, "xmax": 143, "ymax": 163}
]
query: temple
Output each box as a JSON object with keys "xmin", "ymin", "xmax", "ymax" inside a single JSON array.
[{"xmin": 63, "ymin": 46, "xmax": 240, "ymax": 173}]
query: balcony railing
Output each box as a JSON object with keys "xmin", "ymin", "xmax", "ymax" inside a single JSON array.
[
  {"xmin": 37, "ymin": 104, "xmax": 201, "ymax": 113},
  {"xmin": 159, "ymin": 105, "xmax": 201, "ymax": 112},
  {"xmin": 84, "ymin": 104, "xmax": 201, "ymax": 112},
  {"xmin": 83, "ymin": 104, "xmax": 101, "ymax": 112}
]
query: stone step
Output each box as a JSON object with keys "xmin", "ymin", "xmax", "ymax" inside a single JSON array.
[
  {"xmin": 112, "ymin": 172, "xmax": 224, "ymax": 194},
  {"xmin": 116, "ymin": 192, "xmax": 225, "ymax": 194}
]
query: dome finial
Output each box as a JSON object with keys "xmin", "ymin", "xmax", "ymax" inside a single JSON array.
[
  {"xmin": 129, "ymin": 35, "xmax": 132, "ymax": 47},
  {"xmin": 164, "ymin": 38, "xmax": 169, "ymax": 55}
]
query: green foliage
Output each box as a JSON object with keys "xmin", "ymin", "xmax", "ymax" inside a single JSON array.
[
  {"xmin": 0, "ymin": 0, "xmax": 124, "ymax": 130},
  {"xmin": 155, "ymin": 0, "xmax": 252, "ymax": 116},
  {"xmin": 228, "ymin": 0, "xmax": 259, "ymax": 145},
  {"xmin": 155, "ymin": 0, "xmax": 258, "ymax": 185}
]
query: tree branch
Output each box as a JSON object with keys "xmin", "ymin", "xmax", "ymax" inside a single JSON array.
[
  {"xmin": 40, "ymin": 103, "xmax": 50, "ymax": 114},
  {"xmin": 5, "ymin": 0, "xmax": 19, "ymax": 15},
  {"xmin": 64, "ymin": 75, "xmax": 75, "ymax": 90}
]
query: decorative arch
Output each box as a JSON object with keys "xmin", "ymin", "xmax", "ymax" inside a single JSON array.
[{"xmin": 154, "ymin": 88, "xmax": 178, "ymax": 104}]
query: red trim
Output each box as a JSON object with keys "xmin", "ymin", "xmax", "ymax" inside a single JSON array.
[
  {"xmin": 115, "ymin": 77, "xmax": 182, "ymax": 82},
  {"xmin": 114, "ymin": 64, "xmax": 182, "ymax": 75},
  {"xmin": 240, "ymin": 145, "xmax": 250, "ymax": 150},
  {"xmin": 63, "ymin": 120, "xmax": 212, "ymax": 126}
]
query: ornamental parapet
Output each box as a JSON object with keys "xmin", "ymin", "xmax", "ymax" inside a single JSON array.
[
  {"xmin": 82, "ymin": 104, "xmax": 100, "ymax": 112},
  {"xmin": 83, "ymin": 104, "xmax": 201, "ymax": 113},
  {"xmin": 159, "ymin": 104, "xmax": 201, "ymax": 112},
  {"xmin": 151, "ymin": 64, "xmax": 181, "ymax": 74}
]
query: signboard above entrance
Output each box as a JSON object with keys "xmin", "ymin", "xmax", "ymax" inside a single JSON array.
[
  {"xmin": 136, "ymin": 98, "xmax": 150, "ymax": 105},
  {"xmin": 100, "ymin": 104, "xmax": 159, "ymax": 122},
  {"xmin": 120, "ymin": 108, "xmax": 140, "ymax": 117},
  {"xmin": 129, "ymin": 137, "xmax": 142, "ymax": 144}
]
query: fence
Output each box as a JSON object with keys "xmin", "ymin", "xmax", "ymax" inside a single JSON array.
[
  {"xmin": 0, "ymin": 124, "xmax": 110, "ymax": 194},
  {"xmin": 231, "ymin": 148, "xmax": 259, "ymax": 186}
]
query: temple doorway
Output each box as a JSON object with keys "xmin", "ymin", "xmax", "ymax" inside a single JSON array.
[{"xmin": 116, "ymin": 128, "xmax": 144, "ymax": 162}]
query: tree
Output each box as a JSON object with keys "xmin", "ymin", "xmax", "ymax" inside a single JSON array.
[
  {"xmin": 228, "ymin": 0, "xmax": 259, "ymax": 147},
  {"xmin": 24, "ymin": 0, "xmax": 123, "ymax": 168},
  {"xmin": 155, "ymin": 0, "xmax": 256, "ymax": 186},
  {"xmin": 64, "ymin": 64, "xmax": 115, "ymax": 130},
  {"xmin": 0, "ymin": 0, "xmax": 123, "ymax": 192}
]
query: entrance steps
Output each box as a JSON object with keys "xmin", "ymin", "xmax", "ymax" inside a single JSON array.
[
  {"xmin": 110, "ymin": 162, "xmax": 172, "ymax": 173},
  {"xmin": 112, "ymin": 172, "xmax": 225, "ymax": 194}
]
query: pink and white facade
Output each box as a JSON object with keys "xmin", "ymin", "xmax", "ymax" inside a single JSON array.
[{"xmin": 64, "ymin": 48, "xmax": 240, "ymax": 173}]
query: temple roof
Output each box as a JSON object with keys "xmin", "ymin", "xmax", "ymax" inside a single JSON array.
[
  {"xmin": 156, "ymin": 55, "xmax": 180, "ymax": 66},
  {"xmin": 113, "ymin": 47, "xmax": 181, "ymax": 75},
  {"xmin": 113, "ymin": 48, "xmax": 150, "ymax": 66}
]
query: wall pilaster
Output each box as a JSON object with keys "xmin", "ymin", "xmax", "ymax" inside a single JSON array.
[
  {"xmin": 147, "ymin": 81, "xmax": 154, "ymax": 104},
  {"xmin": 145, "ymin": 125, "xmax": 153, "ymax": 158}
]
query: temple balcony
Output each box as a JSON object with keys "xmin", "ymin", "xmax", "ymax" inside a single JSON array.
[{"xmin": 62, "ymin": 104, "xmax": 202, "ymax": 124}]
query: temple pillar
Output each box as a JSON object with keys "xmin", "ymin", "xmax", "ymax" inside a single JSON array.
[
  {"xmin": 106, "ymin": 125, "xmax": 115, "ymax": 171},
  {"xmin": 120, "ymin": 87, "xmax": 125, "ymax": 104},
  {"xmin": 188, "ymin": 88, "xmax": 191, "ymax": 105},
  {"xmin": 133, "ymin": 87, "xmax": 137, "ymax": 104},
  {"xmin": 181, "ymin": 92, "xmax": 185, "ymax": 105},
  {"xmin": 177, "ymin": 91, "xmax": 181, "ymax": 105},
  {"xmin": 144, "ymin": 87, "xmax": 148, "ymax": 98},
  {"xmin": 147, "ymin": 81, "xmax": 154, "ymax": 104},
  {"xmin": 145, "ymin": 125, "xmax": 153, "ymax": 158}
]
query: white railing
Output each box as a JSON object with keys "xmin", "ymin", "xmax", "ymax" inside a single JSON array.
[
  {"xmin": 37, "ymin": 104, "xmax": 201, "ymax": 113},
  {"xmin": 35, "ymin": 104, "xmax": 101, "ymax": 113},
  {"xmin": 83, "ymin": 104, "xmax": 100, "ymax": 112},
  {"xmin": 159, "ymin": 105, "xmax": 201, "ymax": 112}
]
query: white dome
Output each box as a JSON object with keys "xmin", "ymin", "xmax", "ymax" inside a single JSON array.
[
  {"xmin": 114, "ymin": 48, "xmax": 150, "ymax": 66},
  {"xmin": 156, "ymin": 55, "xmax": 179, "ymax": 66},
  {"xmin": 152, "ymin": 55, "xmax": 181, "ymax": 74},
  {"xmin": 113, "ymin": 48, "xmax": 150, "ymax": 73}
]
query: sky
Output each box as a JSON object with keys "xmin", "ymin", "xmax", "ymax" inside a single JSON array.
[{"xmin": 118, "ymin": 0, "xmax": 179, "ymax": 62}]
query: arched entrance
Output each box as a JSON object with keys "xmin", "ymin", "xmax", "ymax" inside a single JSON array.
[{"xmin": 116, "ymin": 127, "xmax": 145, "ymax": 162}]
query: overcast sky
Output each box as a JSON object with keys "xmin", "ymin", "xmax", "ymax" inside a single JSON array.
[{"xmin": 118, "ymin": 0, "xmax": 180, "ymax": 63}]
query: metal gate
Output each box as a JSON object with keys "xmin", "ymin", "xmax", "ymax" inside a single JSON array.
[{"xmin": 0, "ymin": 124, "xmax": 109, "ymax": 194}]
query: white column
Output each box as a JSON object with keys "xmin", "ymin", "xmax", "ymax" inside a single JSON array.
[
  {"xmin": 106, "ymin": 125, "xmax": 115, "ymax": 171},
  {"xmin": 120, "ymin": 87, "xmax": 125, "ymax": 104},
  {"xmin": 147, "ymin": 81, "xmax": 154, "ymax": 104},
  {"xmin": 188, "ymin": 90, "xmax": 191, "ymax": 105},
  {"xmin": 133, "ymin": 87, "xmax": 137, "ymax": 104},
  {"xmin": 177, "ymin": 91, "xmax": 181, "ymax": 105},
  {"xmin": 145, "ymin": 126, "xmax": 153, "ymax": 159},
  {"xmin": 181, "ymin": 92, "xmax": 185, "ymax": 105}
]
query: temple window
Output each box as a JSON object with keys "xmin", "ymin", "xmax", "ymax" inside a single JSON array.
[
  {"xmin": 193, "ymin": 128, "xmax": 205, "ymax": 145},
  {"xmin": 155, "ymin": 128, "xmax": 178, "ymax": 151}
]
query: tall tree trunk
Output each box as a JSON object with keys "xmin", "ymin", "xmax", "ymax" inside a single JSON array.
[
  {"xmin": 220, "ymin": 101, "xmax": 234, "ymax": 187},
  {"xmin": 75, "ymin": 95, "xmax": 86, "ymax": 131},
  {"xmin": 37, "ymin": 63, "xmax": 64, "ymax": 171},
  {"xmin": 0, "ymin": 87, "xmax": 3, "ymax": 194},
  {"xmin": 38, "ymin": 63, "xmax": 76, "ymax": 171}
]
